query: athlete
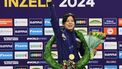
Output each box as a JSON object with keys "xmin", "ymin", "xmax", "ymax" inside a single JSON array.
[{"xmin": 44, "ymin": 0, "xmax": 105, "ymax": 69}]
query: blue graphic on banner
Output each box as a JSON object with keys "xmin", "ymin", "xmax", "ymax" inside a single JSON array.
[
  {"xmin": 103, "ymin": 18, "xmax": 117, "ymax": 26},
  {"xmin": 0, "ymin": 52, "xmax": 13, "ymax": 59},
  {"xmin": 29, "ymin": 28, "xmax": 43, "ymax": 36},
  {"xmin": 15, "ymin": 42, "xmax": 28, "ymax": 50},
  {"xmin": 119, "ymin": 51, "xmax": 122, "ymax": 59},
  {"xmin": 104, "ymin": 65, "xmax": 117, "ymax": 69},
  {"xmin": 44, "ymin": 18, "xmax": 52, "ymax": 26},
  {"xmin": 119, "ymin": 27, "xmax": 122, "ymax": 35}
]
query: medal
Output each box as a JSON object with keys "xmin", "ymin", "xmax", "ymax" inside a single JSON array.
[{"xmin": 69, "ymin": 54, "xmax": 75, "ymax": 60}]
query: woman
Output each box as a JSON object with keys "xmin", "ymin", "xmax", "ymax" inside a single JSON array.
[
  {"xmin": 44, "ymin": 12, "xmax": 90, "ymax": 69},
  {"xmin": 44, "ymin": 1, "xmax": 105, "ymax": 69}
]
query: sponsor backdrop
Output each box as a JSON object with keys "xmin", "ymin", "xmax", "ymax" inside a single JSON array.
[{"xmin": 0, "ymin": 0, "xmax": 122, "ymax": 69}]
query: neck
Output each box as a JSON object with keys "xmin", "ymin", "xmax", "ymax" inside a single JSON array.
[{"xmin": 65, "ymin": 28, "xmax": 74, "ymax": 33}]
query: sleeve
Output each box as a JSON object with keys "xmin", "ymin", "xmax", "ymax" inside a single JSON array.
[
  {"xmin": 79, "ymin": 42, "xmax": 85, "ymax": 56},
  {"xmin": 47, "ymin": 1, "xmax": 64, "ymax": 64},
  {"xmin": 76, "ymin": 38, "xmax": 85, "ymax": 56}
]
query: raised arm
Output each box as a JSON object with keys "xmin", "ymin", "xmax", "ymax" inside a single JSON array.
[{"xmin": 47, "ymin": 0, "xmax": 64, "ymax": 63}]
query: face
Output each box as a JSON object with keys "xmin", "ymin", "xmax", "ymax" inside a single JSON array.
[{"xmin": 64, "ymin": 16, "xmax": 75, "ymax": 31}]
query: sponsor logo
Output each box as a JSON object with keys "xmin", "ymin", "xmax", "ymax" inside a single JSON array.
[
  {"xmin": 51, "ymin": 51, "xmax": 58, "ymax": 59},
  {"xmin": 14, "ymin": 66, "xmax": 28, "ymax": 69},
  {"xmin": 4, "ymin": 61, "xmax": 19, "ymax": 65},
  {"xmin": 119, "ymin": 65, "xmax": 122, "ymax": 69},
  {"xmin": 96, "ymin": 44, "xmax": 102, "ymax": 50},
  {"xmin": 0, "ymin": 19, "xmax": 13, "ymax": 26},
  {"xmin": 59, "ymin": 18, "xmax": 63, "ymax": 26},
  {"xmin": 85, "ymin": 66, "xmax": 88, "ymax": 69},
  {"xmin": 104, "ymin": 42, "xmax": 117, "ymax": 49},
  {"xmin": 44, "ymin": 28, "xmax": 54, "ymax": 35},
  {"xmin": 0, "ymin": 42, "xmax": 13, "ymax": 50},
  {"xmin": 30, "ymin": 66, "xmax": 43, "ymax": 69},
  {"xmin": 118, "ymin": 41, "xmax": 122, "ymax": 50},
  {"xmin": 89, "ymin": 27, "xmax": 102, "ymax": 32},
  {"xmin": 27, "ymin": 61, "xmax": 43, "ymax": 64},
  {"xmin": 0, "ymin": 66, "xmax": 13, "ymax": 69},
  {"xmin": 3, "ymin": 37, "xmax": 19, "ymax": 41},
  {"xmin": 44, "ymin": 18, "xmax": 52, "ymax": 26},
  {"xmin": 75, "ymin": 27, "xmax": 87, "ymax": 35},
  {"xmin": 106, "ymin": 60, "xmax": 117, "ymax": 64},
  {"xmin": 29, "ymin": 28, "xmax": 43, "ymax": 36},
  {"xmin": 76, "ymin": 18, "xmax": 87, "ymax": 26},
  {"xmin": 89, "ymin": 60, "xmax": 99, "ymax": 64},
  {"xmin": 89, "ymin": 65, "xmax": 103, "ymax": 69},
  {"xmin": 93, "ymin": 51, "xmax": 102, "ymax": 59},
  {"xmin": 119, "ymin": 51, "xmax": 122, "ymax": 59},
  {"xmin": 119, "ymin": 27, "xmax": 122, "ymax": 35},
  {"xmin": 14, "ymin": 28, "xmax": 28, "ymax": 36},
  {"xmin": 29, "ymin": 18, "xmax": 43, "ymax": 26},
  {"xmin": 104, "ymin": 65, "xmax": 117, "ymax": 69},
  {"xmin": 14, "ymin": 19, "xmax": 28, "ymax": 26},
  {"xmin": 104, "ymin": 28, "xmax": 117, "ymax": 35},
  {"xmin": 118, "ymin": 18, "xmax": 122, "ymax": 26},
  {"xmin": 44, "ymin": 65, "xmax": 52, "ymax": 69},
  {"xmin": 15, "ymin": 42, "xmax": 28, "ymax": 50},
  {"xmin": 89, "ymin": 18, "xmax": 102, "ymax": 26},
  {"xmin": 29, "ymin": 51, "xmax": 43, "ymax": 59},
  {"xmin": 27, "ymin": 37, "xmax": 47, "ymax": 41},
  {"xmin": 0, "ymin": 52, "xmax": 13, "ymax": 59},
  {"xmin": 52, "ymin": 44, "xmax": 57, "ymax": 50},
  {"xmin": 15, "ymin": 51, "xmax": 28, "ymax": 59},
  {"xmin": 29, "ymin": 42, "xmax": 43, "ymax": 50},
  {"xmin": 0, "ymin": 28, "xmax": 13, "ymax": 36},
  {"xmin": 103, "ymin": 18, "xmax": 117, "ymax": 26},
  {"xmin": 104, "ymin": 51, "xmax": 118, "ymax": 59},
  {"xmin": 105, "ymin": 36, "xmax": 116, "ymax": 41}
]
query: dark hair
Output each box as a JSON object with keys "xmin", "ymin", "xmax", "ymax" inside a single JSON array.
[{"xmin": 62, "ymin": 13, "xmax": 76, "ymax": 25}]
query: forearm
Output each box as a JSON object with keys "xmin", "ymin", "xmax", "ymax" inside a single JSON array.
[{"xmin": 48, "ymin": 1, "xmax": 62, "ymax": 37}]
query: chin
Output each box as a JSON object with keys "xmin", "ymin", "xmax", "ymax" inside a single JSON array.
[{"xmin": 68, "ymin": 28, "xmax": 74, "ymax": 30}]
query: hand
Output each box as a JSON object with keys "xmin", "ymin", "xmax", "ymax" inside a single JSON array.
[
  {"xmin": 93, "ymin": 48, "xmax": 97, "ymax": 56},
  {"xmin": 47, "ymin": 0, "xmax": 52, "ymax": 3},
  {"xmin": 89, "ymin": 32, "xmax": 106, "ymax": 39}
]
